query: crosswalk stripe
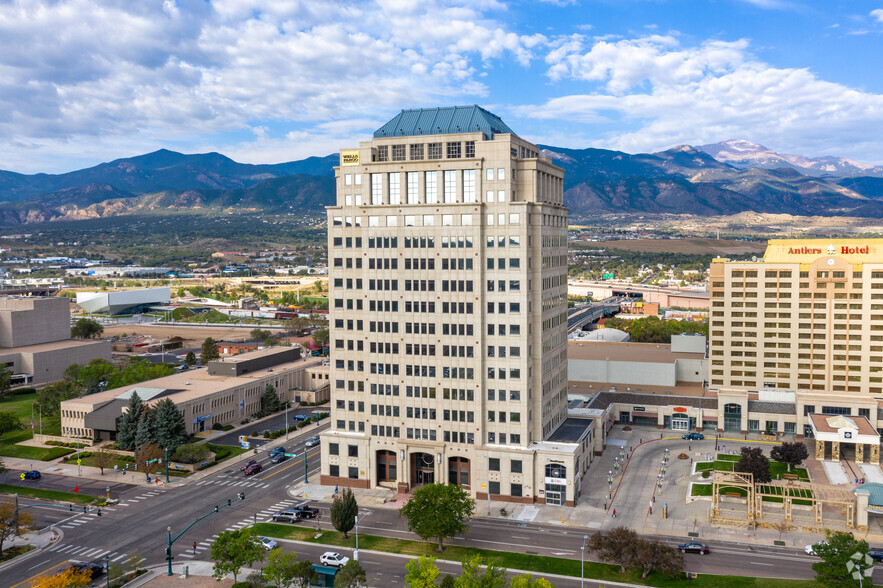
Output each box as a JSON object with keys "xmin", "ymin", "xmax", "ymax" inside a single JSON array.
[
  {"xmin": 73, "ymin": 519, "xmax": 90, "ymax": 523},
  {"xmin": 96, "ymin": 550, "xmax": 112, "ymax": 558},
  {"xmin": 198, "ymin": 541, "xmax": 212, "ymax": 546},
  {"xmin": 50, "ymin": 544, "xmax": 71, "ymax": 553},
  {"xmin": 178, "ymin": 553, "xmax": 195, "ymax": 558},
  {"xmin": 61, "ymin": 525, "xmax": 75, "ymax": 529},
  {"xmin": 67, "ymin": 546, "xmax": 89, "ymax": 555},
  {"xmin": 104, "ymin": 507, "xmax": 117, "ymax": 511},
  {"xmin": 111, "ymin": 553, "xmax": 127, "ymax": 562},
  {"xmin": 81, "ymin": 548, "xmax": 102, "ymax": 557}
]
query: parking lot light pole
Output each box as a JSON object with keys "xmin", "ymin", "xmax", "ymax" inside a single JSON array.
[{"xmin": 353, "ymin": 510, "xmax": 372, "ymax": 562}]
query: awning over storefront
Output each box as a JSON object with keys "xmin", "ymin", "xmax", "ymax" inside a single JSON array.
[{"xmin": 809, "ymin": 414, "xmax": 880, "ymax": 445}]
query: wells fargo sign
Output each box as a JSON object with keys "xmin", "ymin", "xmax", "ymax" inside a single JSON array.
[{"xmin": 341, "ymin": 151, "xmax": 360, "ymax": 166}]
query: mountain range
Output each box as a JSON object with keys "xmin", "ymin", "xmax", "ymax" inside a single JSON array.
[{"xmin": 0, "ymin": 141, "xmax": 881, "ymax": 225}]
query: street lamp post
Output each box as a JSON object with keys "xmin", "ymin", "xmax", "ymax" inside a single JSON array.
[
  {"xmin": 304, "ymin": 447, "xmax": 308, "ymax": 483},
  {"xmin": 105, "ymin": 553, "xmax": 110, "ymax": 588},
  {"xmin": 285, "ymin": 400, "xmax": 290, "ymax": 440},
  {"xmin": 847, "ymin": 551, "xmax": 875, "ymax": 588},
  {"xmin": 581, "ymin": 535, "xmax": 588, "ymax": 588},
  {"xmin": 353, "ymin": 510, "xmax": 372, "ymax": 562},
  {"xmin": 67, "ymin": 428, "xmax": 81, "ymax": 476},
  {"xmin": 482, "ymin": 456, "xmax": 490, "ymax": 516},
  {"xmin": 165, "ymin": 448, "xmax": 170, "ymax": 484}
]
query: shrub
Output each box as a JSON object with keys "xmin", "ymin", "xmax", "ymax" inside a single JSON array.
[
  {"xmin": 702, "ymin": 470, "xmax": 710, "ymax": 479},
  {"xmin": 172, "ymin": 443, "xmax": 212, "ymax": 464},
  {"xmin": 212, "ymin": 422, "xmax": 224, "ymax": 431}
]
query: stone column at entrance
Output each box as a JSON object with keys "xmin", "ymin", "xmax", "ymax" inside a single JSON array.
[
  {"xmin": 856, "ymin": 490, "xmax": 870, "ymax": 531},
  {"xmin": 815, "ymin": 440, "xmax": 824, "ymax": 460},
  {"xmin": 832, "ymin": 441, "xmax": 840, "ymax": 461},
  {"xmin": 857, "ymin": 443, "xmax": 864, "ymax": 464},
  {"xmin": 872, "ymin": 444, "xmax": 880, "ymax": 466}
]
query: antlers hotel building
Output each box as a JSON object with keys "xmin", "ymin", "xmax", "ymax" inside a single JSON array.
[{"xmin": 319, "ymin": 106, "xmax": 599, "ymax": 506}]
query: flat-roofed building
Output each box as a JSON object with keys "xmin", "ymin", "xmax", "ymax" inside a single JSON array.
[
  {"xmin": 61, "ymin": 347, "xmax": 324, "ymax": 440},
  {"xmin": 0, "ymin": 297, "xmax": 109, "ymax": 385},
  {"xmin": 321, "ymin": 106, "xmax": 584, "ymax": 506}
]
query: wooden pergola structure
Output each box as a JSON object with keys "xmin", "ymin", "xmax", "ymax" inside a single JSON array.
[{"xmin": 709, "ymin": 470, "xmax": 857, "ymax": 530}]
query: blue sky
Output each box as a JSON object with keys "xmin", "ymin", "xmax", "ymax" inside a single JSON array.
[{"xmin": 1, "ymin": 0, "xmax": 882, "ymax": 173}]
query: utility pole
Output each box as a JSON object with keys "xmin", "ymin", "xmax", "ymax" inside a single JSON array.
[
  {"xmin": 304, "ymin": 447, "xmax": 308, "ymax": 483},
  {"xmin": 165, "ymin": 448, "xmax": 170, "ymax": 484}
]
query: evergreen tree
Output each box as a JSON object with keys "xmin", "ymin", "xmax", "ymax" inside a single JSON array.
[
  {"xmin": 133, "ymin": 408, "xmax": 156, "ymax": 450},
  {"xmin": 116, "ymin": 392, "xmax": 144, "ymax": 450},
  {"xmin": 330, "ymin": 488, "xmax": 358, "ymax": 538},
  {"xmin": 154, "ymin": 398, "xmax": 188, "ymax": 453},
  {"xmin": 184, "ymin": 352, "xmax": 196, "ymax": 366},
  {"xmin": 261, "ymin": 384, "xmax": 281, "ymax": 414},
  {"xmin": 200, "ymin": 337, "xmax": 219, "ymax": 364}
]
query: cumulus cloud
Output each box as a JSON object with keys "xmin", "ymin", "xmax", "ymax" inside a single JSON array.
[
  {"xmin": 872, "ymin": 9, "xmax": 883, "ymax": 23},
  {"xmin": 0, "ymin": 0, "xmax": 542, "ymax": 171},
  {"xmin": 526, "ymin": 34, "xmax": 883, "ymax": 162}
]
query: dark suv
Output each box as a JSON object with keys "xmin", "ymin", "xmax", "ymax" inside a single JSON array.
[
  {"xmin": 67, "ymin": 562, "xmax": 105, "ymax": 579},
  {"xmin": 270, "ymin": 448, "xmax": 288, "ymax": 464},
  {"xmin": 291, "ymin": 503, "xmax": 319, "ymax": 519}
]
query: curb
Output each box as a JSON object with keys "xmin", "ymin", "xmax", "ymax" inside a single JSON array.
[{"xmin": 0, "ymin": 528, "xmax": 60, "ymax": 572}]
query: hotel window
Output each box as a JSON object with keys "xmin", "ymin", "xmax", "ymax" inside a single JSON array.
[
  {"xmin": 442, "ymin": 214, "xmax": 454, "ymax": 226},
  {"xmin": 486, "ymin": 190, "xmax": 494, "ymax": 203},
  {"xmin": 410, "ymin": 144, "xmax": 424, "ymax": 160},
  {"xmin": 392, "ymin": 144, "xmax": 406, "ymax": 161},
  {"xmin": 354, "ymin": 173, "xmax": 361, "ymax": 185},
  {"xmin": 498, "ymin": 190, "xmax": 505, "ymax": 202},
  {"xmin": 446, "ymin": 142, "xmax": 461, "ymax": 158},
  {"xmin": 389, "ymin": 173, "xmax": 400, "ymax": 205},
  {"xmin": 423, "ymin": 215, "xmax": 434, "ymax": 226},
  {"xmin": 407, "ymin": 172, "xmax": 419, "ymax": 204},
  {"xmin": 425, "ymin": 171, "xmax": 438, "ymax": 203},
  {"xmin": 371, "ymin": 174, "xmax": 383, "ymax": 205},
  {"xmin": 428, "ymin": 142, "xmax": 442, "ymax": 159},
  {"xmin": 463, "ymin": 170, "xmax": 476, "ymax": 203},
  {"xmin": 404, "ymin": 215, "xmax": 416, "ymax": 226},
  {"xmin": 345, "ymin": 174, "xmax": 352, "ymax": 185},
  {"xmin": 465, "ymin": 141, "xmax": 475, "ymax": 158},
  {"xmin": 486, "ymin": 168, "xmax": 494, "ymax": 181},
  {"xmin": 376, "ymin": 146, "xmax": 388, "ymax": 162},
  {"xmin": 461, "ymin": 214, "xmax": 473, "ymax": 226},
  {"xmin": 444, "ymin": 170, "xmax": 457, "ymax": 203},
  {"xmin": 497, "ymin": 168, "xmax": 505, "ymax": 180}
]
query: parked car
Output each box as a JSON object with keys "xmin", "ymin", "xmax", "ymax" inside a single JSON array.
[
  {"xmin": 256, "ymin": 536, "xmax": 278, "ymax": 550},
  {"xmin": 869, "ymin": 549, "xmax": 883, "ymax": 562},
  {"xmin": 805, "ymin": 541, "xmax": 827, "ymax": 556},
  {"xmin": 677, "ymin": 542, "xmax": 710, "ymax": 554},
  {"xmin": 291, "ymin": 503, "xmax": 319, "ymax": 519},
  {"xmin": 271, "ymin": 510, "xmax": 302, "ymax": 523},
  {"xmin": 319, "ymin": 551, "xmax": 350, "ymax": 568},
  {"xmin": 66, "ymin": 562, "xmax": 105, "ymax": 579},
  {"xmin": 244, "ymin": 463, "xmax": 262, "ymax": 476},
  {"xmin": 22, "ymin": 470, "xmax": 41, "ymax": 480},
  {"xmin": 682, "ymin": 432, "xmax": 704, "ymax": 440},
  {"xmin": 239, "ymin": 459, "xmax": 257, "ymax": 471},
  {"xmin": 305, "ymin": 436, "xmax": 320, "ymax": 448},
  {"xmin": 293, "ymin": 414, "xmax": 309, "ymax": 422}
]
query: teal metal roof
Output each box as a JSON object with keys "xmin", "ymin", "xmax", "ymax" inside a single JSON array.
[
  {"xmin": 374, "ymin": 106, "xmax": 516, "ymax": 140},
  {"xmin": 854, "ymin": 483, "xmax": 883, "ymax": 507}
]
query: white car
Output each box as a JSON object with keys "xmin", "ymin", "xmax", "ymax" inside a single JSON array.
[
  {"xmin": 805, "ymin": 542, "xmax": 826, "ymax": 556},
  {"xmin": 305, "ymin": 436, "xmax": 320, "ymax": 447},
  {"xmin": 257, "ymin": 536, "xmax": 278, "ymax": 550},
  {"xmin": 319, "ymin": 551, "xmax": 350, "ymax": 568}
]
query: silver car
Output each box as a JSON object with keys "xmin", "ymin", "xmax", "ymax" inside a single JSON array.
[
  {"xmin": 257, "ymin": 536, "xmax": 278, "ymax": 550},
  {"xmin": 305, "ymin": 436, "xmax": 320, "ymax": 447}
]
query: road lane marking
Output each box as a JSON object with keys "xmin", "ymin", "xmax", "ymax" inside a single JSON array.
[
  {"xmin": 28, "ymin": 559, "xmax": 51, "ymax": 570},
  {"xmin": 111, "ymin": 553, "xmax": 127, "ymax": 562},
  {"xmin": 260, "ymin": 449, "xmax": 321, "ymax": 481},
  {"xmin": 750, "ymin": 562, "xmax": 775, "ymax": 566},
  {"xmin": 9, "ymin": 561, "xmax": 69, "ymax": 588}
]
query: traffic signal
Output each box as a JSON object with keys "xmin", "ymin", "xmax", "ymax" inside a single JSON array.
[
  {"xmin": 166, "ymin": 547, "xmax": 173, "ymax": 561},
  {"xmin": 238, "ymin": 492, "xmax": 245, "ymax": 500},
  {"xmin": 227, "ymin": 499, "xmax": 231, "ymax": 506}
]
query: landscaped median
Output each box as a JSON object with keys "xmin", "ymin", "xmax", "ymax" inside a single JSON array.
[
  {"xmin": 251, "ymin": 523, "xmax": 822, "ymax": 587},
  {"xmin": 0, "ymin": 483, "xmax": 100, "ymax": 505}
]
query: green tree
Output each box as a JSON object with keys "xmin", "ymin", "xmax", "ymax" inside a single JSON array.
[
  {"xmin": 399, "ymin": 483, "xmax": 475, "ymax": 551},
  {"xmin": 116, "ymin": 392, "xmax": 144, "ymax": 450},
  {"xmin": 71, "ymin": 318, "xmax": 104, "ymax": 339},
  {"xmin": 335, "ymin": 559, "xmax": 367, "ymax": 588},
  {"xmin": 770, "ymin": 441, "xmax": 809, "ymax": 472},
  {"xmin": 311, "ymin": 327, "xmax": 329, "ymax": 351},
  {"xmin": 330, "ymin": 488, "xmax": 358, "ymax": 538},
  {"xmin": 633, "ymin": 538, "xmax": 684, "ymax": 579},
  {"xmin": 0, "ymin": 368, "xmax": 11, "ymax": 400},
  {"xmin": 0, "ymin": 499, "xmax": 33, "ymax": 555},
  {"xmin": 261, "ymin": 384, "xmax": 281, "ymax": 414},
  {"xmin": 508, "ymin": 574, "xmax": 555, "ymax": 588},
  {"xmin": 587, "ymin": 526, "xmax": 640, "ymax": 574},
  {"xmin": 184, "ymin": 351, "xmax": 196, "ymax": 366},
  {"xmin": 735, "ymin": 446, "xmax": 771, "ymax": 483},
  {"xmin": 0, "ymin": 412, "xmax": 23, "ymax": 437},
  {"xmin": 250, "ymin": 328, "xmax": 272, "ymax": 342},
  {"xmin": 154, "ymin": 398, "xmax": 188, "ymax": 454},
  {"xmin": 291, "ymin": 559, "xmax": 318, "ymax": 588},
  {"xmin": 455, "ymin": 556, "xmax": 507, "ymax": 588},
  {"xmin": 404, "ymin": 555, "xmax": 440, "ymax": 587},
  {"xmin": 812, "ymin": 530, "xmax": 870, "ymax": 587},
  {"xmin": 201, "ymin": 337, "xmax": 219, "ymax": 364},
  {"xmin": 133, "ymin": 408, "xmax": 156, "ymax": 450},
  {"xmin": 210, "ymin": 528, "xmax": 265, "ymax": 583},
  {"xmin": 176, "ymin": 287, "xmax": 186, "ymax": 298},
  {"xmin": 263, "ymin": 549, "xmax": 301, "ymax": 588}
]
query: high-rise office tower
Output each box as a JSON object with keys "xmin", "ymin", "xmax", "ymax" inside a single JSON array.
[{"xmin": 320, "ymin": 106, "xmax": 586, "ymax": 506}]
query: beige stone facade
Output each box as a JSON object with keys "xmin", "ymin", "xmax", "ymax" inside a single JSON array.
[{"xmin": 319, "ymin": 107, "xmax": 584, "ymax": 505}]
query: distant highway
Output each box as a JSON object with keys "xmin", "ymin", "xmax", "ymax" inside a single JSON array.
[{"xmin": 567, "ymin": 300, "xmax": 620, "ymax": 332}]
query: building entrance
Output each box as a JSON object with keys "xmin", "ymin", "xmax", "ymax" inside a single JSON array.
[
  {"xmin": 411, "ymin": 452, "xmax": 435, "ymax": 485},
  {"xmin": 671, "ymin": 415, "xmax": 689, "ymax": 431},
  {"xmin": 545, "ymin": 487, "xmax": 565, "ymax": 506},
  {"xmin": 723, "ymin": 403, "xmax": 742, "ymax": 432}
]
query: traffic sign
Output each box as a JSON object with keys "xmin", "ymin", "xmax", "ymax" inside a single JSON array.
[
  {"xmin": 19, "ymin": 473, "xmax": 24, "ymax": 480},
  {"xmin": 73, "ymin": 486, "xmax": 79, "ymax": 493}
]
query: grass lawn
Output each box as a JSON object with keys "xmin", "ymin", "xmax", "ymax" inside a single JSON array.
[
  {"xmin": 696, "ymin": 457, "xmax": 808, "ymax": 482},
  {"xmin": 691, "ymin": 484, "xmax": 813, "ymax": 505},
  {"xmin": 0, "ymin": 545, "xmax": 33, "ymax": 563},
  {"xmin": 252, "ymin": 524, "xmax": 819, "ymax": 587},
  {"xmin": 61, "ymin": 452, "xmax": 131, "ymax": 472},
  {"xmin": 0, "ymin": 483, "xmax": 99, "ymax": 504},
  {"xmin": 0, "ymin": 393, "xmax": 73, "ymax": 460}
]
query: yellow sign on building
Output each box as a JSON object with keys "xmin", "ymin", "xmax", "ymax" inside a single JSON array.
[
  {"xmin": 763, "ymin": 239, "xmax": 883, "ymax": 264},
  {"xmin": 341, "ymin": 151, "xmax": 360, "ymax": 166}
]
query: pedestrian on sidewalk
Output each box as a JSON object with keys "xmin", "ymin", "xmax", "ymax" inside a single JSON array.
[{"xmin": 612, "ymin": 508, "xmax": 617, "ymax": 518}]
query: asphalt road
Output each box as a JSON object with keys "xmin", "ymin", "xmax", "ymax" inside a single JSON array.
[{"xmin": 5, "ymin": 426, "xmax": 883, "ymax": 587}]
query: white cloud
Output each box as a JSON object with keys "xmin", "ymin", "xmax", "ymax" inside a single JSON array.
[
  {"xmin": 0, "ymin": 0, "xmax": 543, "ymax": 172},
  {"xmin": 872, "ymin": 9, "xmax": 883, "ymax": 24},
  {"xmin": 527, "ymin": 35, "xmax": 883, "ymax": 163}
]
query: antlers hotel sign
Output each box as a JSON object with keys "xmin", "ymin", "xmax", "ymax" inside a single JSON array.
[
  {"xmin": 787, "ymin": 245, "xmax": 870, "ymax": 255},
  {"xmin": 761, "ymin": 239, "xmax": 883, "ymax": 263}
]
